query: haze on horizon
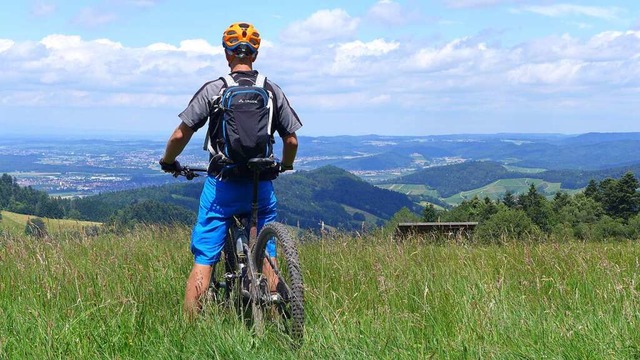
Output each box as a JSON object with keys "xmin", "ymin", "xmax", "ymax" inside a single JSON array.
[{"xmin": 1, "ymin": 1, "xmax": 639, "ymax": 138}]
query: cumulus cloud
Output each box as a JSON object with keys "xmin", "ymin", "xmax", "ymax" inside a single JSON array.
[
  {"xmin": 0, "ymin": 35, "xmax": 227, "ymax": 108},
  {"xmin": 147, "ymin": 39, "xmax": 223, "ymax": 55},
  {"xmin": 1, "ymin": 30, "xmax": 640, "ymax": 116},
  {"xmin": 0, "ymin": 40, "xmax": 14, "ymax": 54},
  {"xmin": 507, "ymin": 59, "xmax": 583, "ymax": 85},
  {"xmin": 331, "ymin": 39, "xmax": 400, "ymax": 73},
  {"xmin": 281, "ymin": 9, "xmax": 360, "ymax": 44}
]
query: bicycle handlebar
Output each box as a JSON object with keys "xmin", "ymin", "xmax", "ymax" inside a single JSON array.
[
  {"xmin": 177, "ymin": 166, "xmax": 208, "ymax": 180},
  {"xmin": 172, "ymin": 158, "xmax": 284, "ymax": 181}
]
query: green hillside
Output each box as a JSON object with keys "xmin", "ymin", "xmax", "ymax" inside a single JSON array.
[
  {"xmin": 444, "ymin": 178, "xmax": 562, "ymax": 205},
  {"xmin": 0, "ymin": 210, "xmax": 101, "ymax": 237},
  {"xmin": 69, "ymin": 166, "xmax": 419, "ymax": 230},
  {"xmin": 274, "ymin": 166, "xmax": 419, "ymax": 229},
  {"xmin": 385, "ymin": 161, "xmax": 520, "ymax": 198},
  {"xmin": 381, "ymin": 160, "xmax": 640, "ymax": 206}
]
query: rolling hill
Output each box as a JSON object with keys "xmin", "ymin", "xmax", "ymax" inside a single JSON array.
[
  {"xmin": 71, "ymin": 166, "xmax": 419, "ymax": 230},
  {"xmin": 381, "ymin": 160, "xmax": 640, "ymax": 205}
]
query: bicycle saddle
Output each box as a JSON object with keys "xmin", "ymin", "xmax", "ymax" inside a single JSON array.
[{"xmin": 247, "ymin": 158, "xmax": 277, "ymax": 172}]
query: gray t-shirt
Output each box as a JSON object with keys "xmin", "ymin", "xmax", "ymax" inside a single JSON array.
[{"xmin": 178, "ymin": 70, "xmax": 302, "ymax": 137}]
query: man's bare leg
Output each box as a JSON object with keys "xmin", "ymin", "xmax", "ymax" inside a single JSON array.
[
  {"xmin": 184, "ymin": 263, "xmax": 212, "ymax": 319},
  {"xmin": 262, "ymin": 258, "xmax": 279, "ymax": 293}
]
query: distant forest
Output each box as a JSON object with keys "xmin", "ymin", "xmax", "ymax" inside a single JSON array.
[
  {"xmin": 2, "ymin": 163, "xmax": 639, "ymax": 235},
  {"xmin": 0, "ymin": 167, "xmax": 419, "ymax": 230}
]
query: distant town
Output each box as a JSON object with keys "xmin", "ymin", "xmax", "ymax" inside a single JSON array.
[{"xmin": 1, "ymin": 136, "xmax": 466, "ymax": 197}]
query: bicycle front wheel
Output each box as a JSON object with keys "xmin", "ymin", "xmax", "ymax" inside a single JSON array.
[{"xmin": 252, "ymin": 222, "xmax": 304, "ymax": 343}]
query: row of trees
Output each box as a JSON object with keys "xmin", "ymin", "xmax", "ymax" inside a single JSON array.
[
  {"xmin": 0, "ymin": 174, "xmax": 68, "ymax": 219},
  {"xmin": 0, "ymin": 174, "xmax": 193, "ymax": 229},
  {"xmin": 417, "ymin": 172, "xmax": 640, "ymax": 241}
]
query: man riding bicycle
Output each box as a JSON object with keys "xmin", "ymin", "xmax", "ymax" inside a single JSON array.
[{"xmin": 159, "ymin": 22, "xmax": 302, "ymax": 318}]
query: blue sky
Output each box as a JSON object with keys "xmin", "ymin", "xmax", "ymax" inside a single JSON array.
[{"xmin": 1, "ymin": 0, "xmax": 639, "ymax": 138}]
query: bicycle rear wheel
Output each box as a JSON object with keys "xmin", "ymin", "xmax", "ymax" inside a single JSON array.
[{"xmin": 252, "ymin": 222, "xmax": 304, "ymax": 344}]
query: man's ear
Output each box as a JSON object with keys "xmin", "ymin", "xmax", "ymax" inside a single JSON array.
[{"xmin": 251, "ymin": 51, "xmax": 258, "ymax": 62}]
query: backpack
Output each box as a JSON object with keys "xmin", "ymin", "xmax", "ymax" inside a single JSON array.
[{"xmin": 204, "ymin": 74, "xmax": 276, "ymax": 179}]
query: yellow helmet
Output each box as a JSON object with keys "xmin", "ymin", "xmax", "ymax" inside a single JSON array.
[{"xmin": 222, "ymin": 22, "xmax": 261, "ymax": 56}]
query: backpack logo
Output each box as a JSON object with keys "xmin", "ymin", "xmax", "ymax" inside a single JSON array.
[{"xmin": 204, "ymin": 74, "xmax": 275, "ymax": 178}]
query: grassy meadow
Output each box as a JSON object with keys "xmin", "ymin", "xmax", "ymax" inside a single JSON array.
[
  {"xmin": 1, "ymin": 210, "xmax": 101, "ymax": 238},
  {"xmin": 445, "ymin": 178, "xmax": 564, "ymax": 205},
  {"xmin": 1, "ymin": 224, "xmax": 640, "ymax": 359}
]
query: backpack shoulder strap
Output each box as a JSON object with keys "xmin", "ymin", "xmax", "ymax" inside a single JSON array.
[
  {"xmin": 223, "ymin": 74, "xmax": 238, "ymax": 87},
  {"xmin": 203, "ymin": 77, "xmax": 229, "ymax": 152},
  {"xmin": 255, "ymin": 74, "xmax": 266, "ymax": 88}
]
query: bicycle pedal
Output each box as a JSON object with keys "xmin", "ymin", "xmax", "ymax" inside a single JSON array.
[{"xmin": 267, "ymin": 293, "xmax": 283, "ymax": 303}]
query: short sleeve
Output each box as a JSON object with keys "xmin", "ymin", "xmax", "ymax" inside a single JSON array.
[
  {"xmin": 178, "ymin": 79, "xmax": 225, "ymax": 131},
  {"xmin": 267, "ymin": 80, "xmax": 303, "ymax": 137}
]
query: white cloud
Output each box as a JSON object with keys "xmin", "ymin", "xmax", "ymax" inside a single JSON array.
[
  {"xmin": 281, "ymin": 9, "xmax": 360, "ymax": 44},
  {"xmin": 0, "ymin": 39, "xmax": 14, "ymax": 54},
  {"xmin": 508, "ymin": 59, "xmax": 584, "ymax": 85},
  {"xmin": 1, "ymin": 30, "xmax": 640, "ymax": 119},
  {"xmin": 332, "ymin": 39, "xmax": 400, "ymax": 73},
  {"xmin": 147, "ymin": 39, "xmax": 223, "ymax": 55},
  {"xmin": 0, "ymin": 35, "xmax": 227, "ymax": 108},
  {"xmin": 410, "ymin": 37, "xmax": 501, "ymax": 73},
  {"xmin": 519, "ymin": 4, "xmax": 621, "ymax": 20}
]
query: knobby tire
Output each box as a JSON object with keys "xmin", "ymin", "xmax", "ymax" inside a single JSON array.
[
  {"xmin": 252, "ymin": 222, "xmax": 305, "ymax": 344},
  {"xmin": 245, "ymin": 242, "xmax": 265, "ymax": 335}
]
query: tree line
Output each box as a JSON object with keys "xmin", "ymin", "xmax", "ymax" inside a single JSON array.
[
  {"xmin": 0, "ymin": 174, "xmax": 192, "ymax": 229},
  {"xmin": 416, "ymin": 172, "xmax": 640, "ymax": 241},
  {"xmin": 3, "ymin": 170, "xmax": 639, "ymax": 239}
]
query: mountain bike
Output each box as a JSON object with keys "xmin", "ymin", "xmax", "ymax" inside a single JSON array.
[{"xmin": 176, "ymin": 159, "xmax": 304, "ymax": 344}]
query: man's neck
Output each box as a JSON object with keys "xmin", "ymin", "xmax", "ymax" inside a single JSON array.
[{"xmin": 231, "ymin": 64, "xmax": 253, "ymax": 72}]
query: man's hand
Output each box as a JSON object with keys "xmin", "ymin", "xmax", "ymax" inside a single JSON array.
[
  {"xmin": 279, "ymin": 163, "xmax": 294, "ymax": 173},
  {"xmin": 159, "ymin": 159, "xmax": 182, "ymax": 176}
]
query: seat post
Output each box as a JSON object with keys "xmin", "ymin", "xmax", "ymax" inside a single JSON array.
[{"xmin": 249, "ymin": 168, "xmax": 260, "ymax": 246}]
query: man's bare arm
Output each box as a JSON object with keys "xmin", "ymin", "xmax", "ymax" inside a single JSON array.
[
  {"xmin": 161, "ymin": 122, "xmax": 195, "ymax": 164},
  {"xmin": 281, "ymin": 133, "xmax": 298, "ymax": 168}
]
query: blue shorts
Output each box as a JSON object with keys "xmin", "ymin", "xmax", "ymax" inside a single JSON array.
[{"xmin": 191, "ymin": 176, "xmax": 277, "ymax": 265}]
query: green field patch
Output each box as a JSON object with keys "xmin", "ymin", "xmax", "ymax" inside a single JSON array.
[
  {"xmin": 445, "ymin": 178, "xmax": 563, "ymax": 205},
  {"xmin": 1, "ymin": 210, "xmax": 102, "ymax": 237},
  {"xmin": 504, "ymin": 165, "xmax": 547, "ymax": 174},
  {"xmin": 341, "ymin": 205, "xmax": 383, "ymax": 224},
  {"xmin": 377, "ymin": 183, "xmax": 439, "ymax": 197}
]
